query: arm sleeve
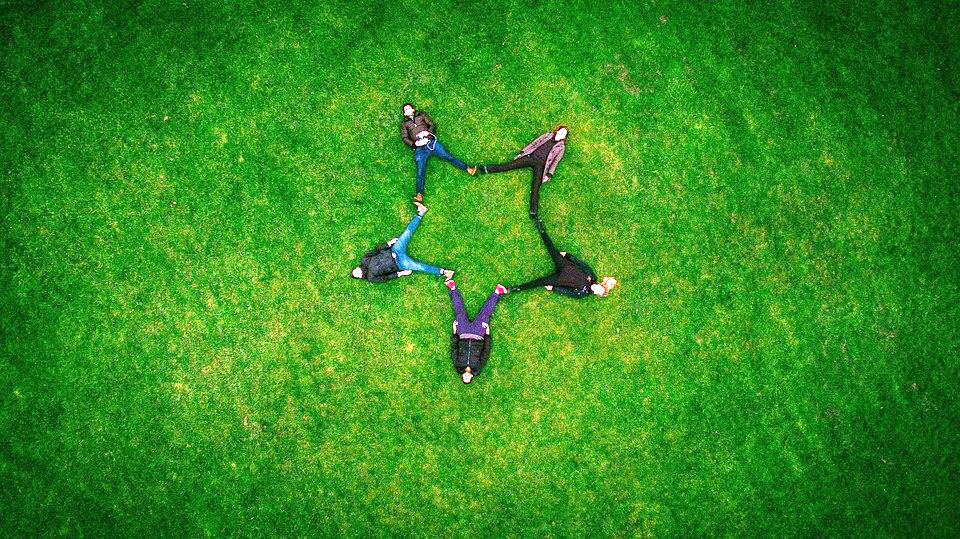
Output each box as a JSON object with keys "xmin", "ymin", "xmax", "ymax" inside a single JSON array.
[
  {"xmin": 552, "ymin": 285, "xmax": 589, "ymax": 298},
  {"xmin": 509, "ymin": 273, "xmax": 558, "ymax": 292},
  {"xmin": 477, "ymin": 336, "xmax": 491, "ymax": 374},
  {"xmin": 545, "ymin": 143, "xmax": 565, "ymax": 176},
  {"xmin": 401, "ymin": 122, "xmax": 415, "ymax": 148},
  {"xmin": 368, "ymin": 271, "xmax": 399, "ymax": 284},
  {"xmin": 450, "ymin": 334, "xmax": 461, "ymax": 370},
  {"xmin": 516, "ymin": 132, "xmax": 552, "ymax": 159},
  {"xmin": 422, "ymin": 112, "xmax": 435, "ymax": 132}
]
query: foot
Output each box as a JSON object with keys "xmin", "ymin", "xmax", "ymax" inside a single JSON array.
[
  {"xmin": 443, "ymin": 269, "xmax": 455, "ymax": 280},
  {"xmin": 495, "ymin": 284, "xmax": 507, "ymax": 295},
  {"xmin": 413, "ymin": 193, "xmax": 423, "ymax": 203},
  {"xmin": 466, "ymin": 166, "xmax": 477, "ymax": 176},
  {"xmin": 445, "ymin": 279, "xmax": 456, "ymax": 290},
  {"xmin": 413, "ymin": 200, "xmax": 428, "ymax": 215}
]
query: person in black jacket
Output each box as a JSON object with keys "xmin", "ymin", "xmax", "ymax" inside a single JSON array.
[
  {"xmin": 447, "ymin": 279, "xmax": 507, "ymax": 384},
  {"xmin": 507, "ymin": 218, "xmax": 617, "ymax": 298},
  {"xmin": 401, "ymin": 103, "xmax": 477, "ymax": 203},
  {"xmin": 351, "ymin": 201, "xmax": 454, "ymax": 282}
]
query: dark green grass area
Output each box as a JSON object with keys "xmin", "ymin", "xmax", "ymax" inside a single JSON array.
[{"xmin": 2, "ymin": 0, "xmax": 959, "ymax": 534}]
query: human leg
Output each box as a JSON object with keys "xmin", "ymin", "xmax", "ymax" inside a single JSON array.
[
  {"xmin": 474, "ymin": 289, "xmax": 503, "ymax": 327},
  {"xmin": 431, "ymin": 140, "xmax": 468, "ymax": 170},
  {"xmin": 415, "ymin": 147, "xmax": 432, "ymax": 196},
  {"xmin": 397, "ymin": 255, "xmax": 444, "ymax": 276},
  {"xmin": 448, "ymin": 287, "xmax": 471, "ymax": 328},
  {"xmin": 480, "ymin": 156, "xmax": 535, "ymax": 174},
  {"xmin": 534, "ymin": 217, "xmax": 565, "ymax": 270},
  {"xmin": 392, "ymin": 213, "xmax": 422, "ymax": 257},
  {"xmin": 528, "ymin": 160, "xmax": 547, "ymax": 217}
]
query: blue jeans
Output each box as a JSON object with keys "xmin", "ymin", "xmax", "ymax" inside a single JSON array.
[
  {"xmin": 414, "ymin": 138, "xmax": 468, "ymax": 195},
  {"xmin": 391, "ymin": 213, "xmax": 444, "ymax": 276}
]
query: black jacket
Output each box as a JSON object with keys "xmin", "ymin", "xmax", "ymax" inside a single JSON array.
[
  {"xmin": 401, "ymin": 111, "xmax": 436, "ymax": 149},
  {"xmin": 451, "ymin": 333, "xmax": 490, "ymax": 375},
  {"xmin": 510, "ymin": 253, "xmax": 597, "ymax": 298},
  {"xmin": 360, "ymin": 243, "xmax": 400, "ymax": 283},
  {"xmin": 554, "ymin": 253, "xmax": 596, "ymax": 297}
]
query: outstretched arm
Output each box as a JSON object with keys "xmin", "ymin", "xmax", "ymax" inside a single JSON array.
[{"xmin": 551, "ymin": 285, "xmax": 590, "ymax": 298}]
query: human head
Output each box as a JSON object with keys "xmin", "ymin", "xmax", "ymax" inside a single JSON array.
[
  {"xmin": 402, "ymin": 103, "xmax": 415, "ymax": 117},
  {"xmin": 461, "ymin": 366, "xmax": 473, "ymax": 384},
  {"xmin": 591, "ymin": 276, "xmax": 617, "ymax": 296},
  {"xmin": 554, "ymin": 125, "xmax": 569, "ymax": 141},
  {"xmin": 351, "ymin": 267, "xmax": 364, "ymax": 279}
]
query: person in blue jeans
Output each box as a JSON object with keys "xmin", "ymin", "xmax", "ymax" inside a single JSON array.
[
  {"xmin": 401, "ymin": 103, "xmax": 477, "ymax": 202},
  {"xmin": 351, "ymin": 201, "xmax": 454, "ymax": 282}
]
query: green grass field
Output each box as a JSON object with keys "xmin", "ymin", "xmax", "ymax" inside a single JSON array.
[{"xmin": 2, "ymin": 0, "xmax": 959, "ymax": 535}]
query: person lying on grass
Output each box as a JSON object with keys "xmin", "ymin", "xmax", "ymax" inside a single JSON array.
[
  {"xmin": 506, "ymin": 217, "xmax": 617, "ymax": 298},
  {"xmin": 475, "ymin": 125, "xmax": 568, "ymax": 218},
  {"xmin": 446, "ymin": 279, "xmax": 507, "ymax": 384},
  {"xmin": 351, "ymin": 201, "xmax": 454, "ymax": 283},
  {"xmin": 401, "ymin": 103, "xmax": 477, "ymax": 203}
]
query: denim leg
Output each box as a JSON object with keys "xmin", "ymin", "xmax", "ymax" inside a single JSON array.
[
  {"xmin": 415, "ymin": 147, "xmax": 432, "ymax": 195},
  {"xmin": 392, "ymin": 213, "xmax": 422, "ymax": 258},
  {"xmin": 431, "ymin": 140, "xmax": 468, "ymax": 170},
  {"xmin": 397, "ymin": 255, "xmax": 443, "ymax": 276}
]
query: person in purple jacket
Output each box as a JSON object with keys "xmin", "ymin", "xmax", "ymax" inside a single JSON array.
[
  {"xmin": 475, "ymin": 125, "xmax": 568, "ymax": 217},
  {"xmin": 446, "ymin": 279, "xmax": 508, "ymax": 384}
]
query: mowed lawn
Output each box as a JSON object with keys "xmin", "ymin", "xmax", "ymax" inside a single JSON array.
[{"xmin": 2, "ymin": 0, "xmax": 959, "ymax": 535}]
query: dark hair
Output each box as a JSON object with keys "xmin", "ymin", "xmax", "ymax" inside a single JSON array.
[
  {"xmin": 402, "ymin": 103, "xmax": 415, "ymax": 113},
  {"xmin": 554, "ymin": 125, "xmax": 569, "ymax": 137}
]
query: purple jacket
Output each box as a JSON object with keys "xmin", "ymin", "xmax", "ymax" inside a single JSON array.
[{"xmin": 517, "ymin": 132, "xmax": 566, "ymax": 178}]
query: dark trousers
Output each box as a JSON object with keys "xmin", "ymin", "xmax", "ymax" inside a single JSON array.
[
  {"xmin": 482, "ymin": 156, "xmax": 547, "ymax": 217},
  {"xmin": 508, "ymin": 218, "xmax": 564, "ymax": 292}
]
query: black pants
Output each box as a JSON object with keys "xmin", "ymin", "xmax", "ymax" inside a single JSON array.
[
  {"xmin": 509, "ymin": 218, "xmax": 564, "ymax": 293},
  {"xmin": 482, "ymin": 156, "xmax": 546, "ymax": 217},
  {"xmin": 535, "ymin": 218, "xmax": 565, "ymax": 271}
]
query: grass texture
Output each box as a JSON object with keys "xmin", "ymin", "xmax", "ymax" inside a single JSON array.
[{"xmin": 2, "ymin": 0, "xmax": 959, "ymax": 535}]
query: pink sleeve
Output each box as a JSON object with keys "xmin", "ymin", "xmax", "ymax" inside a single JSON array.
[
  {"xmin": 516, "ymin": 132, "xmax": 553, "ymax": 159},
  {"xmin": 545, "ymin": 142, "xmax": 565, "ymax": 176}
]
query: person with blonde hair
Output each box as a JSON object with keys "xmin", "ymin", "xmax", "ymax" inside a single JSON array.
[{"xmin": 506, "ymin": 218, "xmax": 616, "ymax": 298}]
